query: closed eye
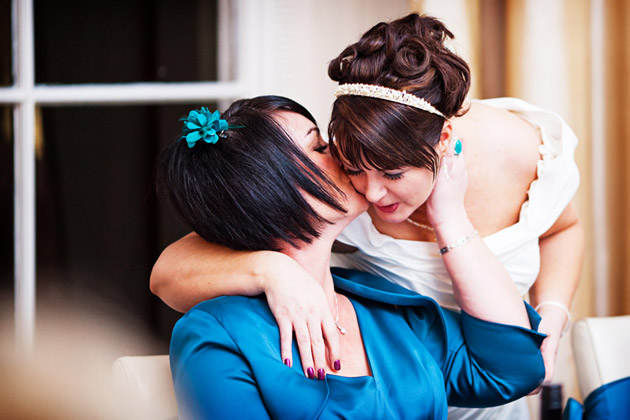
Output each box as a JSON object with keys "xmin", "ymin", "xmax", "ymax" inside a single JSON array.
[
  {"xmin": 343, "ymin": 167, "xmax": 363, "ymax": 176},
  {"xmin": 314, "ymin": 144, "xmax": 329, "ymax": 153},
  {"xmin": 383, "ymin": 172, "xmax": 404, "ymax": 180}
]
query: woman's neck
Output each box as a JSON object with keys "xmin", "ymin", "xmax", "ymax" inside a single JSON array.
[{"xmin": 281, "ymin": 228, "xmax": 339, "ymax": 306}]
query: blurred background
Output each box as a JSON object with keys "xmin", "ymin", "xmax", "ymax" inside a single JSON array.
[{"xmin": 1, "ymin": 0, "xmax": 629, "ymax": 416}]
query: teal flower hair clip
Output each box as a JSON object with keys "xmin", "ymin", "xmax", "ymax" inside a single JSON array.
[{"xmin": 180, "ymin": 107, "xmax": 240, "ymax": 148}]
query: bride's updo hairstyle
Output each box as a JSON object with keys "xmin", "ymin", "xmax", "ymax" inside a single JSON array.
[{"xmin": 328, "ymin": 13, "xmax": 470, "ymax": 176}]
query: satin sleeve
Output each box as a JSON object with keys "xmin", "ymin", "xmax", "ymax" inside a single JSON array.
[
  {"xmin": 410, "ymin": 302, "xmax": 546, "ymax": 407},
  {"xmin": 169, "ymin": 308, "xmax": 271, "ymax": 420}
]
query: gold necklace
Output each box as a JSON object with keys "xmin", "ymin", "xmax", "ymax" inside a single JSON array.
[{"xmin": 405, "ymin": 217, "xmax": 434, "ymax": 231}]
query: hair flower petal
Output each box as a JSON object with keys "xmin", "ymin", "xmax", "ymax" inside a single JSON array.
[{"xmin": 180, "ymin": 107, "xmax": 233, "ymax": 148}]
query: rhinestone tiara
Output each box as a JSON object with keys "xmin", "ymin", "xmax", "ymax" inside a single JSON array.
[{"xmin": 334, "ymin": 83, "xmax": 445, "ymax": 118}]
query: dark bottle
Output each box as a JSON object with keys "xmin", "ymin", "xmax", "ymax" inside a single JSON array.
[{"xmin": 540, "ymin": 382, "xmax": 563, "ymax": 420}]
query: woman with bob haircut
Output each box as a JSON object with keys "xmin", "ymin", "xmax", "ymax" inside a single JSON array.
[
  {"xmin": 162, "ymin": 95, "xmax": 545, "ymax": 419},
  {"xmin": 152, "ymin": 13, "xmax": 583, "ymax": 419}
]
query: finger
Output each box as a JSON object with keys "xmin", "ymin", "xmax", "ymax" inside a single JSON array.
[
  {"xmin": 448, "ymin": 145, "xmax": 467, "ymax": 177},
  {"xmin": 450, "ymin": 150, "xmax": 466, "ymax": 176},
  {"xmin": 278, "ymin": 318, "xmax": 294, "ymax": 368},
  {"xmin": 308, "ymin": 319, "xmax": 327, "ymax": 380},
  {"xmin": 442, "ymin": 148, "xmax": 456, "ymax": 175},
  {"xmin": 446, "ymin": 148, "xmax": 454, "ymax": 158},
  {"xmin": 439, "ymin": 156, "xmax": 450, "ymax": 181},
  {"xmin": 294, "ymin": 322, "xmax": 315, "ymax": 379},
  {"xmin": 449, "ymin": 139, "xmax": 464, "ymax": 175},
  {"xmin": 322, "ymin": 317, "xmax": 341, "ymax": 371}
]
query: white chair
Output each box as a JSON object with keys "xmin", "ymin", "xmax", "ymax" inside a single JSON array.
[
  {"xmin": 112, "ymin": 355, "xmax": 178, "ymax": 420},
  {"xmin": 571, "ymin": 315, "xmax": 630, "ymax": 398}
]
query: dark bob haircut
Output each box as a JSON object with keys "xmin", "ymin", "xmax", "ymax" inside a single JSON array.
[
  {"xmin": 158, "ymin": 96, "xmax": 346, "ymax": 252},
  {"xmin": 327, "ymin": 13, "xmax": 470, "ymax": 176}
]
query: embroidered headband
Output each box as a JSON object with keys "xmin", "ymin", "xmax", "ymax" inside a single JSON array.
[
  {"xmin": 334, "ymin": 83, "xmax": 445, "ymax": 118},
  {"xmin": 179, "ymin": 107, "xmax": 243, "ymax": 148}
]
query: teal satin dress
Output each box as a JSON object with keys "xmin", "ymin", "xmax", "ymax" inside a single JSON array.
[
  {"xmin": 170, "ymin": 268, "xmax": 546, "ymax": 419},
  {"xmin": 563, "ymin": 377, "xmax": 630, "ymax": 420}
]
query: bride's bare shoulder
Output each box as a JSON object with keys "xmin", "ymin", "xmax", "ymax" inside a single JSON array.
[{"xmin": 455, "ymin": 101, "xmax": 541, "ymax": 179}]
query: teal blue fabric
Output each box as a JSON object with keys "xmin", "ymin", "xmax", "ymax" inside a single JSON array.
[
  {"xmin": 564, "ymin": 398, "xmax": 584, "ymax": 419},
  {"xmin": 563, "ymin": 377, "xmax": 630, "ymax": 420},
  {"xmin": 170, "ymin": 268, "xmax": 546, "ymax": 419}
]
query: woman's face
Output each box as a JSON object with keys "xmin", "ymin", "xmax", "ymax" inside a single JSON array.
[
  {"xmin": 339, "ymin": 162, "xmax": 436, "ymax": 223},
  {"xmin": 274, "ymin": 111, "xmax": 368, "ymax": 221}
]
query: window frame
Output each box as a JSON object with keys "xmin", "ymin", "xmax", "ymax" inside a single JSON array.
[{"xmin": 0, "ymin": 0, "xmax": 263, "ymax": 351}]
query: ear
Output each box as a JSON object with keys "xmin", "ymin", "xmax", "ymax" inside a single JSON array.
[{"xmin": 435, "ymin": 120, "xmax": 454, "ymax": 158}]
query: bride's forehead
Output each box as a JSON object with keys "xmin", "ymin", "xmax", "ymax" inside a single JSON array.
[{"xmin": 335, "ymin": 148, "xmax": 376, "ymax": 170}]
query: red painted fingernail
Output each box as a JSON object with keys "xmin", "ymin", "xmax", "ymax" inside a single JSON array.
[
  {"xmin": 284, "ymin": 358, "xmax": 291, "ymax": 367},
  {"xmin": 307, "ymin": 367, "xmax": 315, "ymax": 379},
  {"xmin": 334, "ymin": 360, "xmax": 341, "ymax": 370},
  {"xmin": 317, "ymin": 368, "xmax": 325, "ymax": 380}
]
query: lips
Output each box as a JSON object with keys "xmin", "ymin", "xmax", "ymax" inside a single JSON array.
[{"xmin": 375, "ymin": 203, "xmax": 399, "ymax": 213}]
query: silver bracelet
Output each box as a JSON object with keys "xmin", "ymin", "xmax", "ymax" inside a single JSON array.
[
  {"xmin": 439, "ymin": 230, "xmax": 479, "ymax": 255},
  {"xmin": 534, "ymin": 300, "xmax": 572, "ymax": 336}
]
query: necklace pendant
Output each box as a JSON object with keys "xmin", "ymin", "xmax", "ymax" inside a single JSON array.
[{"xmin": 334, "ymin": 294, "xmax": 347, "ymax": 335}]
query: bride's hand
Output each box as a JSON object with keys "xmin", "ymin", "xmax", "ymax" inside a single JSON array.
[
  {"xmin": 426, "ymin": 138, "xmax": 468, "ymax": 228},
  {"xmin": 527, "ymin": 304, "xmax": 568, "ymax": 394},
  {"xmin": 262, "ymin": 255, "xmax": 340, "ymax": 379}
]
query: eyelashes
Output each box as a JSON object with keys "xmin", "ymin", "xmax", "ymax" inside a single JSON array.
[
  {"xmin": 314, "ymin": 144, "xmax": 329, "ymax": 153},
  {"xmin": 344, "ymin": 168, "xmax": 363, "ymax": 176},
  {"xmin": 343, "ymin": 167, "xmax": 404, "ymax": 180},
  {"xmin": 383, "ymin": 172, "xmax": 403, "ymax": 180}
]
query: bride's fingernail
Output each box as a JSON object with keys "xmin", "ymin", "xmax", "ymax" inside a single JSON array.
[
  {"xmin": 334, "ymin": 360, "xmax": 341, "ymax": 370},
  {"xmin": 284, "ymin": 358, "xmax": 291, "ymax": 367}
]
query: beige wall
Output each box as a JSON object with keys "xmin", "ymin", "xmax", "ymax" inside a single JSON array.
[{"xmin": 248, "ymin": 0, "xmax": 409, "ymax": 130}]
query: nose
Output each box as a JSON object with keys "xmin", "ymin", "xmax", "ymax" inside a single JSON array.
[{"xmin": 362, "ymin": 174, "xmax": 387, "ymax": 203}]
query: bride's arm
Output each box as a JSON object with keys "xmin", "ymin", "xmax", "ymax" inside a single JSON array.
[
  {"xmin": 423, "ymin": 141, "xmax": 545, "ymax": 402},
  {"xmin": 528, "ymin": 203, "xmax": 584, "ymax": 383},
  {"xmin": 150, "ymin": 232, "xmax": 278, "ymax": 312},
  {"xmin": 150, "ymin": 232, "xmax": 340, "ymax": 377},
  {"xmin": 427, "ymin": 142, "xmax": 530, "ymax": 328}
]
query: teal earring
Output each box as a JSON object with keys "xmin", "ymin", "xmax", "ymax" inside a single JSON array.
[{"xmin": 454, "ymin": 138, "xmax": 463, "ymax": 156}]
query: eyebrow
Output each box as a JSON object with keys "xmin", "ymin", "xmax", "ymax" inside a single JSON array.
[
  {"xmin": 306, "ymin": 126, "xmax": 321, "ymax": 146},
  {"xmin": 306, "ymin": 126, "xmax": 320, "ymax": 137}
]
